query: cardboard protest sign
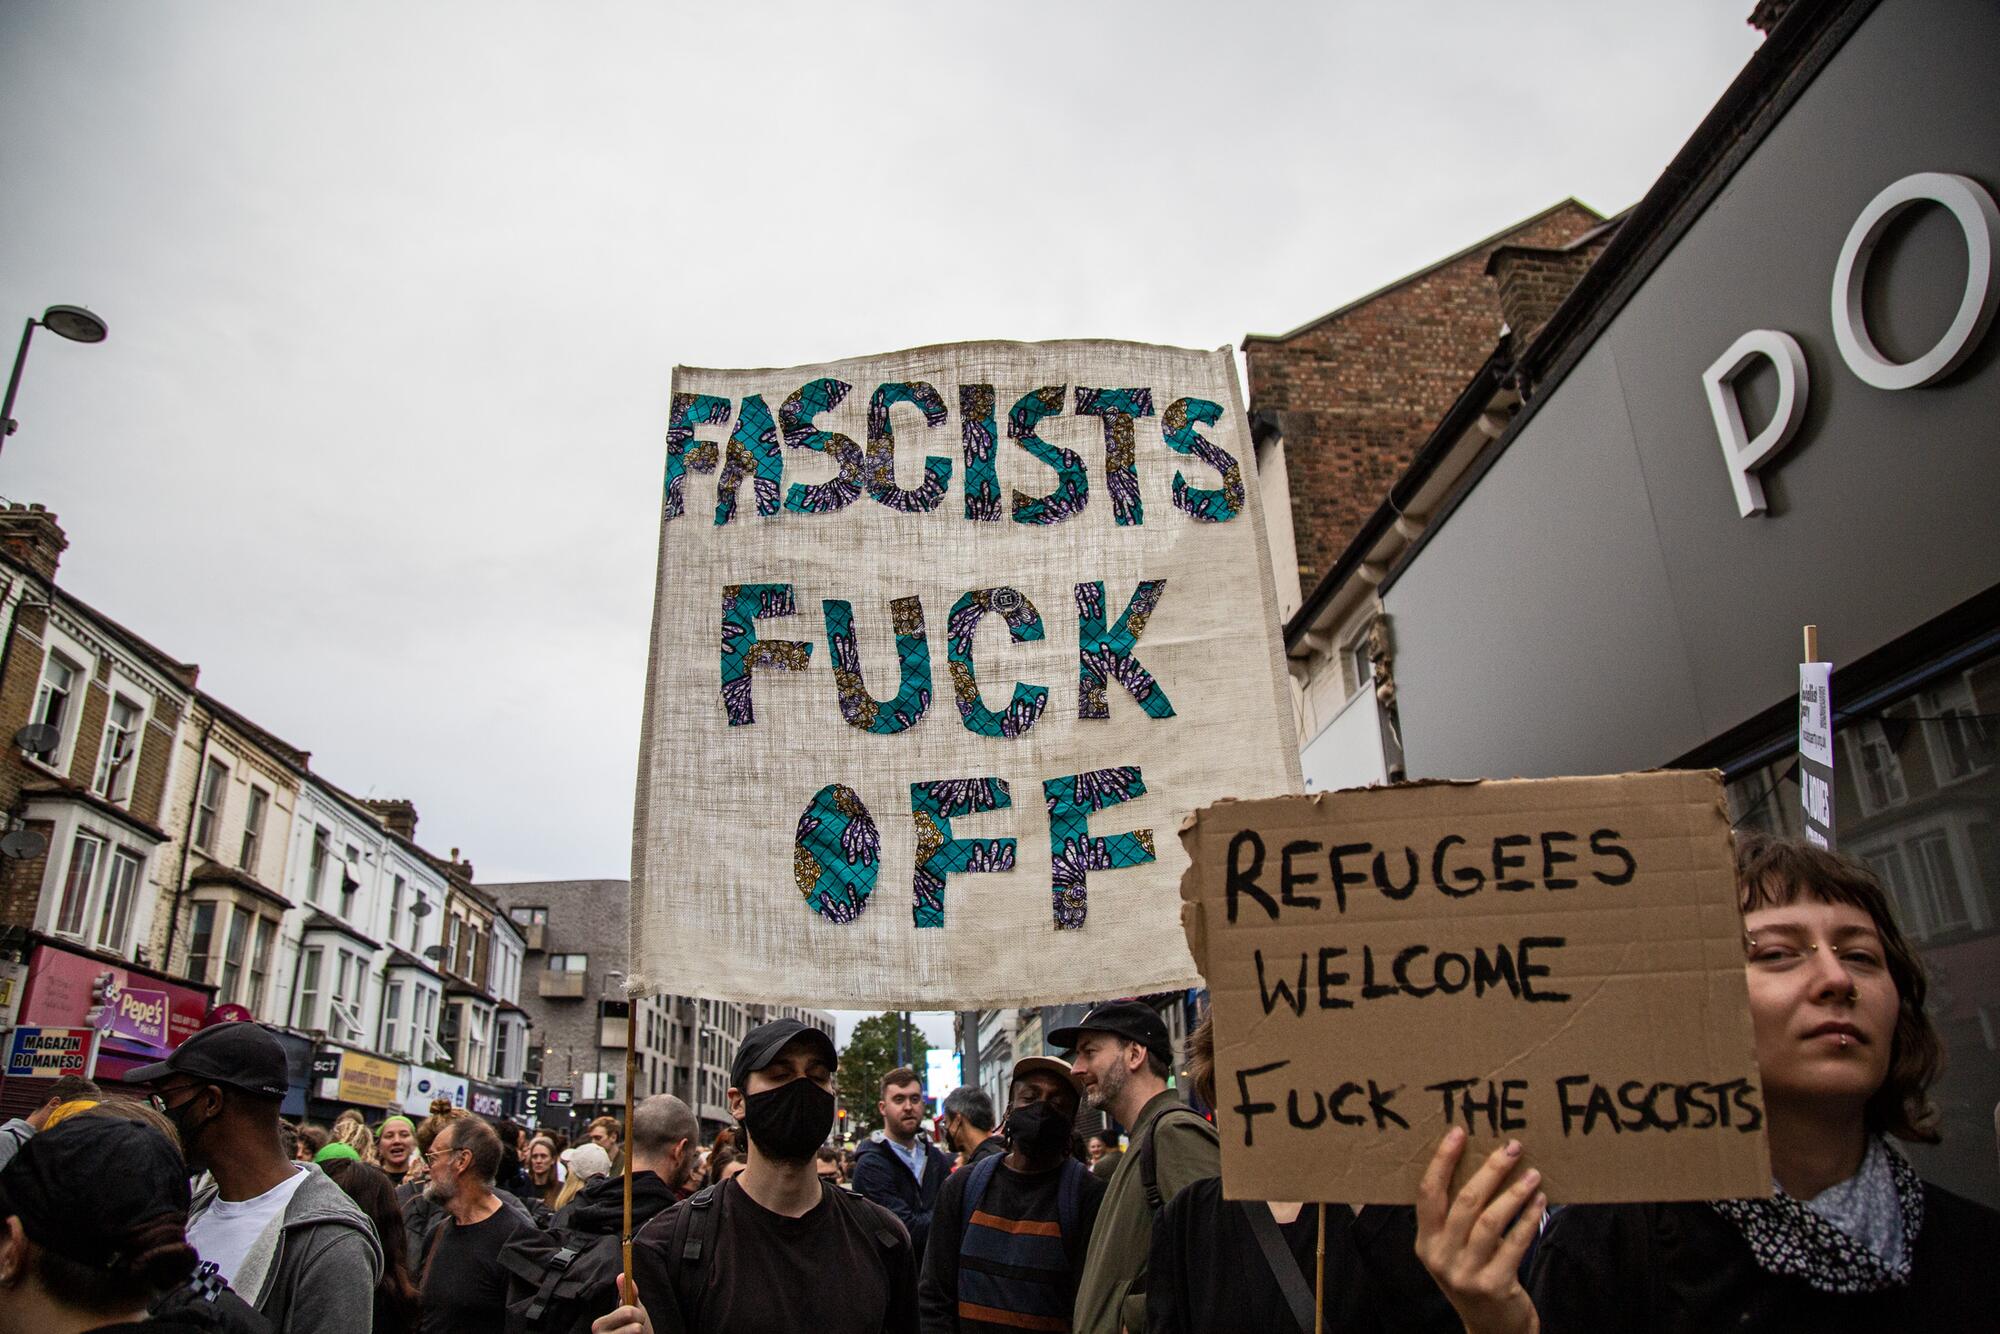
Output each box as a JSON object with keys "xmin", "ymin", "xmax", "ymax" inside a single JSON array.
[
  {"xmin": 631, "ymin": 341, "xmax": 1300, "ymax": 1008},
  {"xmin": 1180, "ymin": 770, "xmax": 1770, "ymax": 1204}
]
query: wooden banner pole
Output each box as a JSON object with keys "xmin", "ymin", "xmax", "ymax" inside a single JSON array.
[
  {"xmin": 1315, "ymin": 1201, "xmax": 1326, "ymax": 1334},
  {"xmin": 622, "ymin": 997, "xmax": 637, "ymax": 1286},
  {"xmin": 1803, "ymin": 623, "xmax": 1819, "ymax": 662}
]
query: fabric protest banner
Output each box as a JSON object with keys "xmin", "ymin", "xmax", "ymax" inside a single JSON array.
[
  {"xmin": 631, "ymin": 341, "xmax": 1300, "ymax": 1008},
  {"xmin": 1179, "ymin": 770, "xmax": 1770, "ymax": 1204}
]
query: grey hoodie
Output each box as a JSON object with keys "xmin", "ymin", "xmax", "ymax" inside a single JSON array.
[
  {"xmin": 190, "ymin": 1163, "xmax": 384, "ymax": 1334},
  {"xmin": 0, "ymin": 1117, "xmax": 33, "ymax": 1172}
]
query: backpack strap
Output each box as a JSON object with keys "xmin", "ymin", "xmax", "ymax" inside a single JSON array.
[
  {"xmin": 1139, "ymin": 1106, "xmax": 1209, "ymax": 1213},
  {"xmin": 1243, "ymin": 1202, "xmax": 1317, "ymax": 1334},
  {"xmin": 522, "ymin": 1244, "xmax": 581, "ymax": 1327},
  {"xmin": 830, "ymin": 1178, "xmax": 906, "ymax": 1254},
  {"xmin": 957, "ymin": 1152, "xmax": 1005, "ymax": 1239},
  {"xmin": 666, "ymin": 1183, "xmax": 725, "ymax": 1328},
  {"xmin": 1055, "ymin": 1158, "xmax": 1090, "ymax": 1271}
]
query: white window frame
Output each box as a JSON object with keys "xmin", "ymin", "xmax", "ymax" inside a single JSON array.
[
  {"xmin": 239, "ymin": 785, "xmax": 269, "ymax": 874},
  {"xmin": 93, "ymin": 693, "xmax": 145, "ymax": 804},
  {"xmin": 94, "ymin": 845, "xmax": 143, "ymax": 953},
  {"xmin": 389, "ymin": 874, "xmax": 407, "ymax": 946},
  {"xmin": 382, "ymin": 980, "xmax": 406, "ymax": 1056},
  {"xmin": 29, "ymin": 649, "xmax": 83, "ymax": 771},
  {"xmin": 187, "ymin": 900, "xmax": 219, "ymax": 983},
  {"xmin": 193, "ymin": 757, "xmax": 229, "ymax": 855},
  {"xmin": 54, "ymin": 831, "xmax": 104, "ymax": 939},
  {"xmin": 307, "ymin": 825, "xmax": 331, "ymax": 904},
  {"xmin": 1919, "ymin": 676, "xmax": 1993, "ymax": 786},
  {"xmin": 298, "ymin": 946, "xmax": 323, "ymax": 1027},
  {"xmin": 1846, "ymin": 724, "xmax": 1908, "ymax": 815},
  {"xmin": 247, "ymin": 915, "xmax": 277, "ymax": 1016}
]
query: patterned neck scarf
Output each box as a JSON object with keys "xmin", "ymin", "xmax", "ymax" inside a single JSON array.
[{"xmin": 1710, "ymin": 1135, "xmax": 1923, "ymax": 1295}]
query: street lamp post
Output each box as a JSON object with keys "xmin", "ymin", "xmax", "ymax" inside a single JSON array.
[
  {"xmin": 595, "ymin": 968, "xmax": 626, "ymax": 1117},
  {"xmin": 2, "ymin": 305, "xmax": 108, "ymax": 456}
]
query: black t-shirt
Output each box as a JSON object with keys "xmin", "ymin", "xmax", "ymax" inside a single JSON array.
[
  {"xmin": 419, "ymin": 1203, "xmax": 532, "ymax": 1334},
  {"xmin": 634, "ymin": 1177, "xmax": 918, "ymax": 1334},
  {"xmin": 1144, "ymin": 1179, "xmax": 1458, "ymax": 1334}
]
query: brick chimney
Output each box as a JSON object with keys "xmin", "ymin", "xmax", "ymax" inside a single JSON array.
[
  {"xmin": 362, "ymin": 798, "xmax": 419, "ymax": 840},
  {"xmin": 1748, "ymin": 0, "xmax": 1796, "ymax": 35},
  {"xmin": 0, "ymin": 503, "xmax": 67, "ymax": 582},
  {"xmin": 1485, "ymin": 228, "xmax": 1616, "ymax": 353}
]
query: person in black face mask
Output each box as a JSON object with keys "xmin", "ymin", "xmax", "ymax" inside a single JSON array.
[
  {"xmin": 917, "ymin": 1057, "xmax": 1106, "ymax": 1334},
  {"xmin": 612, "ymin": 1019, "xmax": 918, "ymax": 1334}
]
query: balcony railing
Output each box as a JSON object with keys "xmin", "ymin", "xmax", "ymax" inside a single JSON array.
[{"xmin": 538, "ymin": 970, "xmax": 585, "ymax": 999}]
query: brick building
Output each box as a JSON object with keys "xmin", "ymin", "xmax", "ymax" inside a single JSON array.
[
  {"xmin": 1244, "ymin": 199, "xmax": 1604, "ymax": 614},
  {"xmin": 491, "ymin": 877, "xmax": 833, "ymax": 1136}
]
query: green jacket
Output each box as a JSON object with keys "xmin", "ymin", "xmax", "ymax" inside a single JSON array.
[{"xmin": 1072, "ymin": 1088, "xmax": 1220, "ymax": 1334}]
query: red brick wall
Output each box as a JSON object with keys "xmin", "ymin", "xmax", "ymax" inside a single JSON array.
[{"xmin": 1247, "ymin": 202, "xmax": 1601, "ymax": 588}]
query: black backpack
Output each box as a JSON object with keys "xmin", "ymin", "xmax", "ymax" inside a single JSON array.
[
  {"xmin": 498, "ymin": 1222, "xmax": 628, "ymax": 1334},
  {"xmin": 660, "ymin": 1180, "xmax": 906, "ymax": 1325}
]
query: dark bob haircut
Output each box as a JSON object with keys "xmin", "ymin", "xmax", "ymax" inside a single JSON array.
[{"xmin": 1735, "ymin": 830, "xmax": 1943, "ymax": 1143}]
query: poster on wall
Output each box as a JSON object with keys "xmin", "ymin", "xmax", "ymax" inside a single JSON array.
[{"xmin": 630, "ymin": 341, "xmax": 1301, "ymax": 1008}]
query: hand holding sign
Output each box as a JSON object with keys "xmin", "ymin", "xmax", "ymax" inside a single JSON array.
[{"xmin": 1413, "ymin": 1128, "xmax": 1544, "ymax": 1334}]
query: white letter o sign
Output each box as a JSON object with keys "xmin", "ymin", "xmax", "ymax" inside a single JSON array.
[{"xmin": 1831, "ymin": 171, "xmax": 2000, "ymax": 390}]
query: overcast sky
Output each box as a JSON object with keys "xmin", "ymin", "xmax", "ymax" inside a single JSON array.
[{"xmin": 0, "ymin": 3, "xmax": 1762, "ymax": 1040}]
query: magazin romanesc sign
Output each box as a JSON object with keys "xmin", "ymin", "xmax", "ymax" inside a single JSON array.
[
  {"xmin": 631, "ymin": 341, "xmax": 1300, "ymax": 1008},
  {"xmin": 1179, "ymin": 770, "xmax": 1769, "ymax": 1204}
]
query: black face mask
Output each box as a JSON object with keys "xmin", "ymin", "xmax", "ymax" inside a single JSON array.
[
  {"xmin": 1004, "ymin": 1099, "xmax": 1073, "ymax": 1159},
  {"xmin": 741, "ymin": 1077, "xmax": 836, "ymax": 1164}
]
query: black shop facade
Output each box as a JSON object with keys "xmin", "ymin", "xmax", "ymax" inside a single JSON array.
[{"xmin": 1366, "ymin": 0, "xmax": 2000, "ymax": 1207}]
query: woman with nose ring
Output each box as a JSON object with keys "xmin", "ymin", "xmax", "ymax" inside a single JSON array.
[{"xmin": 1416, "ymin": 832, "xmax": 2000, "ymax": 1332}]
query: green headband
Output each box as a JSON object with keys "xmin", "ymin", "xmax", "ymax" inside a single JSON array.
[
  {"xmin": 314, "ymin": 1142, "xmax": 361, "ymax": 1164},
  {"xmin": 379, "ymin": 1115, "xmax": 415, "ymax": 1134}
]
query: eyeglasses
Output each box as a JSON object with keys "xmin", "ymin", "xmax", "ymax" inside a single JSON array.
[
  {"xmin": 424, "ymin": 1145, "xmax": 466, "ymax": 1164},
  {"xmin": 148, "ymin": 1088, "xmax": 201, "ymax": 1115}
]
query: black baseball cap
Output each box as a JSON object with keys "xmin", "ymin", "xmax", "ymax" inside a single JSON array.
[
  {"xmin": 0, "ymin": 1116, "xmax": 192, "ymax": 1271},
  {"xmin": 125, "ymin": 1020, "xmax": 289, "ymax": 1098},
  {"xmin": 1046, "ymin": 1001, "xmax": 1173, "ymax": 1067},
  {"xmin": 730, "ymin": 1019, "xmax": 838, "ymax": 1092}
]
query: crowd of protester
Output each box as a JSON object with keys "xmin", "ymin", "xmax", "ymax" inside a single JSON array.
[{"xmin": 0, "ymin": 834, "xmax": 1994, "ymax": 1331}]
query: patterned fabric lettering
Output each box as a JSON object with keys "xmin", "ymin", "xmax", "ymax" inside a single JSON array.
[
  {"xmin": 1009, "ymin": 385, "xmax": 1088, "ymax": 525},
  {"xmin": 719, "ymin": 583, "xmax": 814, "ymax": 726},
  {"xmin": 1162, "ymin": 396, "xmax": 1244, "ymax": 522},
  {"xmin": 794, "ymin": 784, "xmax": 880, "ymax": 923},
  {"xmin": 1075, "ymin": 387, "xmax": 1155, "ymax": 526},
  {"xmin": 910, "ymin": 777, "xmax": 1016, "ymax": 927},
  {"xmin": 1044, "ymin": 767, "xmax": 1155, "ymax": 928},
  {"xmin": 664, "ymin": 392, "xmax": 730, "ymax": 522},
  {"xmin": 781, "ymin": 378, "xmax": 867, "ymax": 514},
  {"xmin": 1075, "ymin": 580, "xmax": 1175, "ymax": 720},
  {"xmin": 823, "ymin": 596, "xmax": 933, "ymax": 735},
  {"xmin": 946, "ymin": 588, "xmax": 1048, "ymax": 738},
  {"xmin": 959, "ymin": 385, "xmax": 1001, "ymax": 522},
  {"xmin": 866, "ymin": 382, "xmax": 952, "ymax": 513},
  {"xmin": 714, "ymin": 393, "xmax": 784, "ymax": 525}
]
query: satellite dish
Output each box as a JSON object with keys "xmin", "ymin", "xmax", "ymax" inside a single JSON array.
[
  {"xmin": 0, "ymin": 829, "xmax": 47, "ymax": 861},
  {"xmin": 411, "ymin": 898, "xmax": 433, "ymax": 918},
  {"xmin": 13, "ymin": 723, "xmax": 59, "ymax": 757},
  {"xmin": 422, "ymin": 945, "xmax": 447, "ymax": 961}
]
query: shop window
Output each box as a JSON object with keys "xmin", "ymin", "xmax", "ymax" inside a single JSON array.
[
  {"xmin": 94, "ymin": 847, "xmax": 142, "ymax": 953},
  {"xmin": 29, "ymin": 652, "xmax": 79, "ymax": 768},
  {"xmin": 239, "ymin": 786, "xmax": 269, "ymax": 873},
  {"xmin": 54, "ymin": 832, "xmax": 103, "ymax": 938},
  {"xmin": 193, "ymin": 758, "xmax": 229, "ymax": 854},
  {"xmin": 187, "ymin": 902, "xmax": 218, "ymax": 983},
  {"xmin": 93, "ymin": 695, "xmax": 143, "ymax": 803}
]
